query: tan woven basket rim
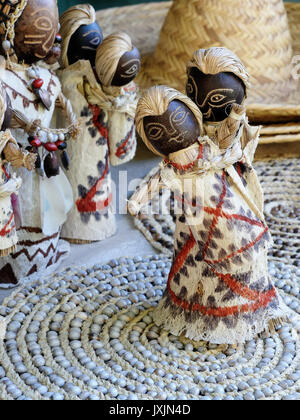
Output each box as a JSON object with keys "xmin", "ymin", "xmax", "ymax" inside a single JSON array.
[{"xmin": 97, "ymin": 1, "xmax": 300, "ymax": 124}]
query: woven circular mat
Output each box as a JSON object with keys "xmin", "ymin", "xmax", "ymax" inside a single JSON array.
[
  {"xmin": 0, "ymin": 255, "xmax": 299, "ymax": 400},
  {"xmin": 133, "ymin": 158, "xmax": 300, "ymax": 265}
]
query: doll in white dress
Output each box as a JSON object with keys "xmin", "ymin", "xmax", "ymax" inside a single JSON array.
[
  {"xmin": 0, "ymin": 84, "xmax": 36, "ymax": 258},
  {"xmin": 0, "ymin": 0, "xmax": 79, "ymax": 285}
]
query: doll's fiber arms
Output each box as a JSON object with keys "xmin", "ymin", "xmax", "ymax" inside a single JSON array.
[
  {"xmin": 128, "ymin": 169, "xmax": 164, "ymax": 217},
  {"xmin": 1, "ymin": 130, "xmax": 36, "ymax": 170}
]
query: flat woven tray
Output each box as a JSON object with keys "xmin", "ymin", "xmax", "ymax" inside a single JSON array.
[{"xmin": 97, "ymin": 2, "xmax": 300, "ymax": 127}]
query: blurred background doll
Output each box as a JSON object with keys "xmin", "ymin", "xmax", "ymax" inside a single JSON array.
[
  {"xmin": 129, "ymin": 85, "xmax": 289, "ymax": 345},
  {"xmin": 0, "ymin": 83, "xmax": 36, "ymax": 259},
  {"xmin": 94, "ymin": 31, "xmax": 140, "ymax": 166},
  {"xmin": 0, "ymin": 0, "xmax": 79, "ymax": 286},
  {"xmin": 59, "ymin": 4, "xmax": 116, "ymax": 243},
  {"xmin": 59, "ymin": 16, "xmax": 140, "ymax": 242}
]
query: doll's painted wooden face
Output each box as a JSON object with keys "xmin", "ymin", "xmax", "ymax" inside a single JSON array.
[
  {"xmin": 143, "ymin": 100, "xmax": 200, "ymax": 156},
  {"xmin": 111, "ymin": 46, "xmax": 141, "ymax": 87},
  {"xmin": 14, "ymin": 0, "xmax": 59, "ymax": 64},
  {"xmin": 186, "ymin": 68, "xmax": 246, "ymax": 122},
  {"xmin": 67, "ymin": 22, "xmax": 103, "ymax": 66}
]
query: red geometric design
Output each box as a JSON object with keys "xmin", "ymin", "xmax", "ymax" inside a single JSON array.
[
  {"xmin": 75, "ymin": 153, "xmax": 113, "ymax": 213},
  {"xmin": 115, "ymin": 124, "xmax": 135, "ymax": 158},
  {"xmin": 88, "ymin": 104, "xmax": 108, "ymax": 141},
  {"xmin": 168, "ymin": 170, "xmax": 276, "ymax": 318},
  {"xmin": 75, "ymin": 105, "xmax": 113, "ymax": 214},
  {"xmin": 0, "ymin": 213, "xmax": 15, "ymax": 237}
]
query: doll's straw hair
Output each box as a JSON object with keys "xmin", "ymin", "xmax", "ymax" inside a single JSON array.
[
  {"xmin": 60, "ymin": 3, "xmax": 96, "ymax": 68},
  {"xmin": 187, "ymin": 47, "xmax": 250, "ymax": 94},
  {"xmin": 136, "ymin": 85, "xmax": 204, "ymax": 158},
  {"xmin": 95, "ymin": 31, "xmax": 133, "ymax": 87}
]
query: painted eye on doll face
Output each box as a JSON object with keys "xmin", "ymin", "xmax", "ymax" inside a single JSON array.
[
  {"xmin": 146, "ymin": 124, "xmax": 167, "ymax": 141},
  {"xmin": 67, "ymin": 22, "xmax": 103, "ymax": 66},
  {"xmin": 171, "ymin": 106, "xmax": 189, "ymax": 126},
  {"xmin": 24, "ymin": 9, "xmax": 56, "ymax": 57},
  {"xmin": 13, "ymin": 0, "xmax": 59, "ymax": 63},
  {"xmin": 81, "ymin": 30, "xmax": 102, "ymax": 50},
  {"xmin": 111, "ymin": 46, "xmax": 141, "ymax": 87},
  {"xmin": 121, "ymin": 59, "xmax": 140, "ymax": 79}
]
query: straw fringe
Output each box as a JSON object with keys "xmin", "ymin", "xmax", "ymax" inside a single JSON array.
[{"xmin": 0, "ymin": 245, "xmax": 16, "ymax": 257}]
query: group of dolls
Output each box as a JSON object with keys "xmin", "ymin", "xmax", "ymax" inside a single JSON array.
[
  {"xmin": 0, "ymin": 1, "xmax": 141, "ymax": 285},
  {"xmin": 0, "ymin": 1, "xmax": 290, "ymax": 344}
]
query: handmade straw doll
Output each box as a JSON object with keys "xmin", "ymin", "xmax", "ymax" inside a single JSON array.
[
  {"xmin": 58, "ymin": 4, "xmax": 116, "ymax": 243},
  {"xmin": 186, "ymin": 47, "xmax": 264, "ymax": 211},
  {"xmin": 128, "ymin": 85, "xmax": 288, "ymax": 345},
  {"xmin": 59, "ymin": 26, "xmax": 140, "ymax": 243},
  {"xmin": 0, "ymin": 84, "xmax": 36, "ymax": 257},
  {"xmin": 0, "ymin": 0, "xmax": 80, "ymax": 286},
  {"xmin": 94, "ymin": 32, "xmax": 140, "ymax": 166}
]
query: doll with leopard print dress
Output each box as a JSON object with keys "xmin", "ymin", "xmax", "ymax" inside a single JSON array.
[
  {"xmin": 59, "ymin": 5, "xmax": 140, "ymax": 243},
  {"xmin": 129, "ymin": 84, "xmax": 289, "ymax": 345}
]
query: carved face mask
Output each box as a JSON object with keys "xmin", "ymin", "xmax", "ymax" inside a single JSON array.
[
  {"xmin": 143, "ymin": 99, "xmax": 200, "ymax": 156},
  {"xmin": 14, "ymin": 0, "xmax": 59, "ymax": 64},
  {"xmin": 67, "ymin": 22, "xmax": 103, "ymax": 66},
  {"xmin": 186, "ymin": 68, "xmax": 246, "ymax": 122},
  {"xmin": 111, "ymin": 46, "xmax": 141, "ymax": 87}
]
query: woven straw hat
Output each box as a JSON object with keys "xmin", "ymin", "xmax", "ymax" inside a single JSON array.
[{"xmin": 97, "ymin": 1, "xmax": 300, "ymax": 128}]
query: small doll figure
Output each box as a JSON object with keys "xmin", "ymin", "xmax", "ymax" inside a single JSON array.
[
  {"xmin": 94, "ymin": 31, "xmax": 140, "ymax": 166},
  {"xmin": 0, "ymin": 84, "xmax": 36, "ymax": 257},
  {"xmin": 186, "ymin": 47, "xmax": 265, "ymax": 215},
  {"xmin": 59, "ymin": 16, "xmax": 140, "ymax": 242},
  {"xmin": 59, "ymin": 4, "xmax": 115, "ymax": 243},
  {"xmin": 129, "ymin": 85, "xmax": 288, "ymax": 345},
  {"xmin": 0, "ymin": 0, "xmax": 79, "ymax": 285}
]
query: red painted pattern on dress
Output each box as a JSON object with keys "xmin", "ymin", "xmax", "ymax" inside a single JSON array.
[
  {"xmin": 76, "ymin": 154, "xmax": 112, "ymax": 213},
  {"xmin": 75, "ymin": 105, "xmax": 112, "ymax": 214},
  {"xmin": 89, "ymin": 104, "xmax": 108, "ymax": 140},
  {"xmin": 0, "ymin": 213, "xmax": 15, "ymax": 237},
  {"xmin": 202, "ymin": 171, "xmax": 227, "ymax": 259},
  {"xmin": 204, "ymin": 227, "xmax": 269, "ymax": 265},
  {"xmin": 115, "ymin": 124, "xmax": 135, "ymax": 158},
  {"xmin": 167, "ymin": 170, "xmax": 277, "ymax": 317}
]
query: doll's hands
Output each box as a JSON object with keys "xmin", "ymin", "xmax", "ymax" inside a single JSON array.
[
  {"xmin": 3, "ymin": 143, "xmax": 36, "ymax": 171},
  {"xmin": 127, "ymin": 200, "xmax": 140, "ymax": 217},
  {"xmin": 229, "ymin": 103, "xmax": 246, "ymax": 119}
]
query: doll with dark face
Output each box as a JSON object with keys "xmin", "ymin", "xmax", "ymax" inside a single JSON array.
[
  {"xmin": 0, "ymin": 1, "xmax": 78, "ymax": 286},
  {"xmin": 59, "ymin": 5, "xmax": 117, "ymax": 244},
  {"xmin": 0, "ymin": 0, "xmax": 59, "ymax": 64},
  {"xmin": 60, "ymin": 5, "xmax": 103, "ymax": 68},
  {"xmin": 186, "ymin": 47, "xmax": 248, "ymax": 123},
  {"xmin": 129, "ymin": 85, "xmax": 288, "ymax": 345},
  {"xmin": 94, "ymin": 32, "xmax": 140, "ymax": 166}
]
